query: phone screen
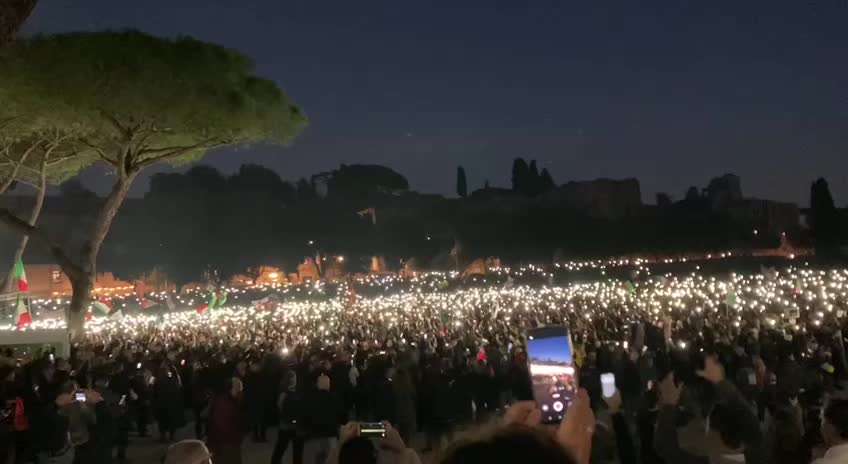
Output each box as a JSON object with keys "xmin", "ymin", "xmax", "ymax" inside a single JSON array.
[
  {"xmin": 75, "ymin": 391, "xmax": 86, "ymax": 402},
  {"xmin": 601, "ymin": 373, "xmax": 616, "ymax": 398},
  {"xmin": 359, "ymin": 422, "xmax": 386, "ymax": 438},
  {"xmin": 526, "ymin": 326, "xmax": 577, "ymax": 423}
]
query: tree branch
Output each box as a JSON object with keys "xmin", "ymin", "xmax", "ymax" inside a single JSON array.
[
  {"xmin": 137, "ymin": 139, "xmax": 219, "ymax": 158},
  {"xmin": 99, "ymin": 110, "xmax": 130, "ymax": 139},
  {"xmin": 80, "ymin": 137, "xmax": 116, "ymax": 167},
  {"xmin": 133, "ymin": 140, "xmax": 227, "ymax": 171},
  {"xmin": 0, "ymin": 138, "xmax": 42, "ymax": 193},
  {"xmin": 0, "ymin": 208, "xmax": 84, "ymax": 280}
]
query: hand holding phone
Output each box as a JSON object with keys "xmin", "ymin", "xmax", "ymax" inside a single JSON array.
[
  {"xmin": 75, "ymin": 391, "xmax": 87, "ymax": 402},
  {"xmin": 359, "ymin": 422, "xmax": 386, "ymax": 438},
  {"xmin": 526, "ymin": 326, "xmax": 577, "ymax": 423},
  {"xmin": 601, "ymin": 373, "xmax": 616, "ymax": 398}
]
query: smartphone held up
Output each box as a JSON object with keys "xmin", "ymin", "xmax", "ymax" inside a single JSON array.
[
  {"xmin": 525, "ymin": 325, "xmax": 578, "ymax": 423},
  {"xmin": 601, "ymin": 373, "xmax": 616, "ymax": 398},
  {"xmin": 359, "ymin": 422, "xmax": 386, "ymax": 438}
]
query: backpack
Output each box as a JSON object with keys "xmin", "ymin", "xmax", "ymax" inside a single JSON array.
[{"xmin": 4, "ymin": 398, "xmax": 28, "ymax": 432}]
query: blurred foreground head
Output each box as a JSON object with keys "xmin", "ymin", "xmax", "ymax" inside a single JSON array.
[
  {"xmin": 338, "ymin": 436, "xmax": 377, "ymax": 464},
  {"xmin": 317, "ymin": 373, "xmax": 331, "ymax": 391},
  {"xmin": 163, "ymin": 439, "xmax": 211, "ymax": 464},
  {"xmin": 438, "ymin": 425, "xmax": 577, "ymax": 464}
]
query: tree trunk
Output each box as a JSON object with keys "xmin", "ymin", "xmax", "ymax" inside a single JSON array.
[
  {"xmin": 67, "ymin": 275, "xmax": 91, "ymax": 339},
  {"xmin": 0, "ymin": 0, "xmax": 38, "ymax": 48},
  {"xmin": 66, "ymin": 173, "xmax": 135, "ymax": 337},
  {"xmin": 1, "ymin": 170, "xmax": 46, "ymax": 293}
]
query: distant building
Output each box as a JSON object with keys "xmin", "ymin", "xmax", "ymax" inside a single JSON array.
[
  {"xmin": 700, "ymin": 174, "xmax": 802, "ymax": 236},
  {"xmin": 706, "ymin": 174, "xmax": 743, "ymax": 211},
  {"xmin": 727, "ymin": 199, "xmax": 801, "ymax": 236},
  {"xmin": 543, "ymin": 178, "xmax": 643, "ymax": 220},
  {"xmin": 1, "ymin": 264, "xmax": 172, "ymax": 298}
]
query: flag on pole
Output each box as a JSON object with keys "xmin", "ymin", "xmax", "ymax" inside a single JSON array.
[
  {"xmin": 109, "ymin": 309, "xmax": 123, "ymax": 320},
  {"xmin": 215, "ymin": 291, "xmax": 227, "ymax": 308},
  {"xmin": 624, "ymin": 281, "xmax": 636, "ymax": 294},
  {"xmin": 93, "ymin": 298, "xmax": 112, "ymax": 315},
  {"xmin": 725, "ymin": 289, "xmax": 737, "ymax": 308},
  {"xmin": 140, "ymin": 297, "xmax": 159, "ymax": 310},
  {"xmin": 197, "ymin": 292, "xmax": 218, "ymax": 313},
  {"xmin": 13, "ymin": 260, "xmax": 28, "ymax": 292},
  {"xmin": 15, "ymin": 295, "xmax": 31, "ymax": 329}
]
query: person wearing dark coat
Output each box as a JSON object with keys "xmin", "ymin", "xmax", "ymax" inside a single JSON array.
[
  {"xmin": 271, "ymin": 371, "xmax": 304, "ymax": 464},
  {"xmin": 243, "ymin": 362, "xmax": 266, "ymax": 442},
  {"xmin": 207, "ymin": 378, "xmax": 244, "ymax": 464},
  {"xmin": 301, "ymin": 374, "xmax": 343, "ymax": 464},
  {"xmin": 187, "ymin": 361, "xmax": 212, "ymax": 439},
  {"xmin": 423, "ymin": 361, "xmax": 455, "ymax": 451},
  {"xmin": 508, "ymin": 351, "xmax": 533, "ymax": 401},
  {"xmin": 89, "ymin": 393, "xmax": 118, "ymax": 464},
  {"xmin": 390, "ymin": 366, "xmax": 417, "ymax": 445},
  {"xmin": 373, "ymin": 371, "xmax": 397, "ymax": 425},
  {"xmin": 130, "ymin": 368, "xmax": 152, "ymax": 438},
  {"xmin": 153, "ymin": 365, "xmax": 184, "ymax": 443},
  {"xmin": 107, "ymin": 364, "xmax": 132, "ymax": 463}
]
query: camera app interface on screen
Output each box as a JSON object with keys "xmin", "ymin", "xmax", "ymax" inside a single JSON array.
[{"xmin": 527, "ymin": 330, "xmax": 577, "ymax": 422}]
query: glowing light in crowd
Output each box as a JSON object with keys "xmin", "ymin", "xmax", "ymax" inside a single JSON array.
[{"xmin": 1, "ymin": 266, "xmax": 845, "ymax": 357}]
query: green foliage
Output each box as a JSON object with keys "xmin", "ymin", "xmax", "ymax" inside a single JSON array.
[
  {"xmin": 511, "ymin": 157, "xmax": 552, "ymax": 196},
  {"xmin": 456, "ymin": 166, "xmax": 468, "ymax": 198},
  {"xmin": 809, "ymin": 177, "xmax": 841, "ymax": 257},
  {"xmin": 0, "ymin": 128, "xmax": 93, "ymax": 190},
  {"xmin": 0, "ymin": 30, "xmax": 306, "ymax": 169},
  {"xmin": 323, "ymin": 164, "xmax": 409, "ymax": 199},
  {"xmin": 103, "ymin": 164, "xmax": 375, "ymax": 285}
]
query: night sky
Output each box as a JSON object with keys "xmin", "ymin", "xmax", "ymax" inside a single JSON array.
[{"xmin": 22, "ymin": 1, "xmax": 848, "ymax": 205}]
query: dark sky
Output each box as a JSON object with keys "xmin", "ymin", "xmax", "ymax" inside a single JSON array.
[{"xmin": 23, "ymin": 1, "xmax": 848, "ymax": 205}]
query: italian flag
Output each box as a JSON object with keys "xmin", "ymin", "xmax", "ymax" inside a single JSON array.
[
  {"xmin": 13, "ymin": 259, "xmax": 28, "ymax": 292},
  {"xmin": 93, "ymin": 298, "xmax": 112, "ymax": 315},
  {"xmin": 15, "ymin": 295, "xmax": 31, "ymax": 329},
  {"xmin": 216, "ymin": 291, "xmax": 227, "ymax": 308},
  {"xmin": 197, "ymin": 292, "xmax": 218, "ymax": 313}
]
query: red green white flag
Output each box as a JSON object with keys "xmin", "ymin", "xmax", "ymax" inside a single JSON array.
[
  {"xmin": 93, "ymin": 298, "xmax": 112, "ymax": 315},
  {"xmin": 15, "ymin": 295, "xmax": 31, "ymax": 329},
  {"xmin": 216, "ymin": 291, "xmax": 227, "ymax": 308},
  {"xmin": 197, "ymin": 292, "xmax": 218, "ymax": 313},
  {"xmin": 13, "ymin": 260, "xmax": 28, "ymax": 292}
]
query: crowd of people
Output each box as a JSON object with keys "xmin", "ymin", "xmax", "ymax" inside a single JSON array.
[{"xmin": 2, "ymin": 265, "xmax": 848, "ymax": 464}]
